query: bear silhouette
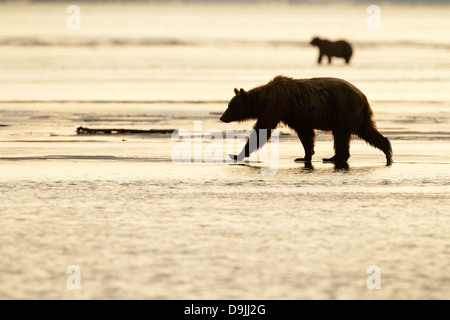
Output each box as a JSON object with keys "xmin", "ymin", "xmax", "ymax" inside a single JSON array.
[
  {"xmin": 310, "ymin": 37, "xmax": 353, "ymax": 64},
  {"xmin": 220, "ymin": 76, "xmax": 392, "ymax": 164}
]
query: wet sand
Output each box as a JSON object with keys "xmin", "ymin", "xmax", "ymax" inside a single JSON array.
[{"xmin": 1, "ymin": 126, "xmax": 449, "ymax": 299}]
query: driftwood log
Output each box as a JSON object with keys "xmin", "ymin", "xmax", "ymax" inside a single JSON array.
[{"xmin": 77, "ymin": 126, "xmax": 175, "ymax": 135}]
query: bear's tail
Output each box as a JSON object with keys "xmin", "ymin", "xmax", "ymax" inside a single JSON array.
[{"xmin": 357, "ymin": 112, "xmax": 393, "ymax": 165}]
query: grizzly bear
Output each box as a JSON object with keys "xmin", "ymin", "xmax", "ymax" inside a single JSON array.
[
  {"xmin": 310, "ymin": 37, "xmax": 353, "ymax": 64},
  {"xmin": 220, "ymin": 76, "xmax": 392, "ymax": 164}
]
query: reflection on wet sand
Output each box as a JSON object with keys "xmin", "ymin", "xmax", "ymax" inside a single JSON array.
[{"xmin": 293, "ymin": 159, "xmax": 350, "ymax": 172}]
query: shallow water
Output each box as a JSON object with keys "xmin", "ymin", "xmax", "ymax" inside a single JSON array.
[{"xmin": 0, "ymin": 2, "xmax": 450, "ymax": 299}]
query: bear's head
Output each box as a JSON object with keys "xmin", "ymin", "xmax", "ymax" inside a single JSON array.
[
  {"xmin": 220, "ymin": 88, "xmax": 257, "ymax": 123},
  {"xmin": 310, "ymin": 37, "xmax": 321, "ymax": 46}
]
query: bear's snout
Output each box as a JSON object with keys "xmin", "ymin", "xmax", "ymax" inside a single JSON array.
[
  {"xmin": 220, "ymin": 110, "xmax": 233, "ymax": 123},
  {"xmin": 220, "ymin": 115, "xmax": 231, "ymax": 123}
]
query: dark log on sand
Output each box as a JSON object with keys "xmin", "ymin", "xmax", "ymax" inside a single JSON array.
[{"xmin": 77, "ymin": 126, "xmax": 175, "ymax": 135}]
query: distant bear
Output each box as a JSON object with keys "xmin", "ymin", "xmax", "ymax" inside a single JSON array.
[
  {"xmin": 220, "ymin": 76, "xmax": 392, "ymax": 164},
  {"xmin": 310, "ymin": 37, "xmax": 353, "ymax": 64}
]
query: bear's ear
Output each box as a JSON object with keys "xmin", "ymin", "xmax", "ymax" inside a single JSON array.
[
  {"xmin": 240, "ymin": 88, "xmax": 247, "ymax": 96},
  {"xmin": 234, "ymin": 88, "xmax": 239, "ymax": 95}
]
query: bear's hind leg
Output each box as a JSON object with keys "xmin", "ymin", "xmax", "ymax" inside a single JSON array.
[
  {"xmin": 323, "ymin": 131, "xmax": 351, "ymax": 162},
  {"xmin": 357, "ymin": 122, "xmax": 393, "ymax": 165},
  {"xmin": 294, "ymin": 129, "xmax": 315, "ymax": 162}
]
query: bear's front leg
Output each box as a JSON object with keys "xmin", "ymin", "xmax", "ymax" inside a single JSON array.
[
  {"xmin": 229, "ymin": 131, "xmax": 256, "ymax": 161},
  {"xmin": 229, "ymin": 127, "xmax": 274, "ymax": 162},
  {"xmin": 318, "ymin": 53, "xmax": 323, "ymax": 64},
  {"xmin": 229, "ymin": 116, "xmax": 278, "ymax": 162},
  {"xmin": 229, "ymin": 154, "xmax": 244, "ymax": 161},
  {"xmin": 230, "ymin": 129, "xmax": 266, "ymax": 161},
  {"xmin": 294, "ymin": 128, "xmax": 315, "ymax": 162}
]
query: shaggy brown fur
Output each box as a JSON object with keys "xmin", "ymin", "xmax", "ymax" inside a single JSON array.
[
  {"xmin": 220, "ymin": 76, "xmax": 392, "ymax": 164},
  {"xmin": 310, "ymin": 37, "xmax": 353, "ymax": 64}
]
